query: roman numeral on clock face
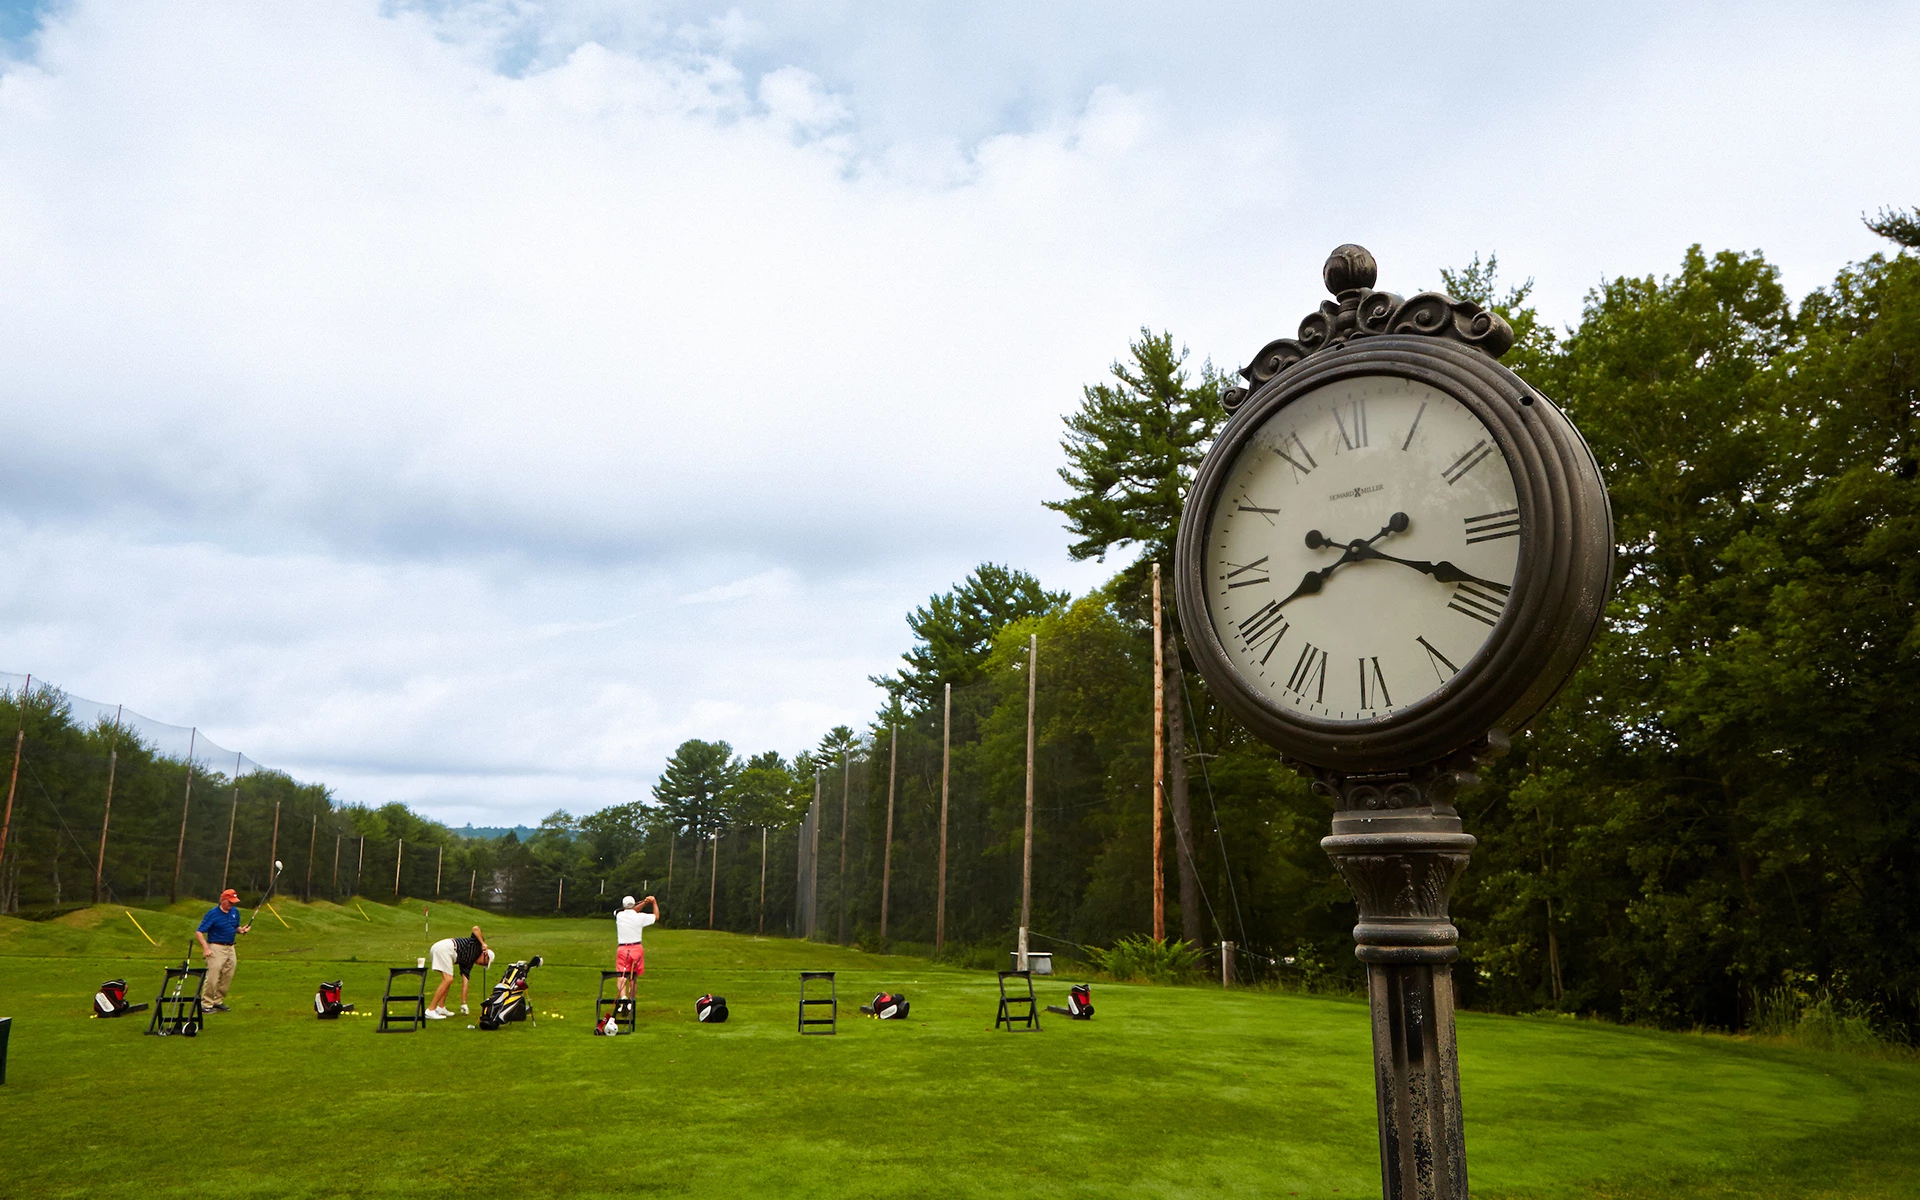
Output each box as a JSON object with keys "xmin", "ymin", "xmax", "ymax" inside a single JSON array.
[
  {"xmin": 1221, "ymin": 556, "xmax": 1270, "ymax": 589},
  {"xmin": 1236, "ymin": 601, "xmax": 1290, "ymax": 664},
  {"xmin": 1448, "ymin": 581, "xmax": 1510, "ymax": 627},
  {"xmin": 1463, "ymin": 508, "xmax": 1521, "ymax": 543},
  {"xmin": 1358, "ymin": 656, "xmax": 1391, "ymax": 709},
  {"xmin": 1272, "ymin": 431, "xmax": 1318, "ymax": 481},
  {"xmin": 1285, "ymin": 642, "xmax": 1327, "ymax": 701},
  {"xmin": 1417, "ymin": 635, "xmax": 1459, "ymax": 682},
  {"xmin": 1442, "ymin": 438, "xmax": 1495, "ymax": 485},
  {"xmin": 1334, "ymin": 399, "xmax": 1368, "ymax": 451}
]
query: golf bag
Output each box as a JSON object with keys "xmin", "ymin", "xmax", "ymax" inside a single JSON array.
[
  {"xmin": 314, "ymin": 980, "xmax": 353, "ymax": 1019},
  {"xmin": 861, "ymin": 992, "xmax": 910, "ymax": 1020},
  {"xmin": 478, "ymin": 956, "xmax": 542, "ymax": 1030},
  {"xmin": 695, "ymin": 994, "xmax": 729, "ymax": 1023},
  {"xmin": 1047, "ymin": 983, "xmax": 1094, "ymax": 1020},
  {"xmin": 93, "ymin": 978, "xmax": 148, "ymax": 1018}
]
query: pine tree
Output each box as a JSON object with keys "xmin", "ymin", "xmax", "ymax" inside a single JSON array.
[{"xmin": 1046, "ymin": 329, "xmax": 1224, "ymax": 944}]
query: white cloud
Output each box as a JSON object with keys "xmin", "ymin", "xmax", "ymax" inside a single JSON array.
[{"xmin": 0, "ymin": 0, "xmax": 1915, "ymax": 822}]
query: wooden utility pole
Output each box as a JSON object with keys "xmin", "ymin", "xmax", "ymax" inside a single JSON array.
[
  {"xmin": 881, "ymin": 723, "xmax": 897, "ymax": 939},
  {"xmin": 557, "ymin": 876, "xmax": 564, "ymax": 911},
  {"xmin": 837, "ymin": 749, "xmax": 850, "ymax": 944},
  {"xmin": 304, "ymin": 814, "xmax": 316, "ymax": 902},
  {"xmin": 355, "ymin": 835, "xmax": 364, "ymax": 895},
  {"xmin": 666, "ymin": 837, "xmax": 675, "ymax": 914},
  {"xmin": 394, "ymin": 838, "xmax": 403, "ymax": 898},
  {"xmin": 708, "ymin": 832, "xmax": 719, "ymax": 929},
  {"xmin": 469, "ymin": 868, "xmax": 476, "ymax": 904},
  {"xmin": 169, "ymin": 728, "xmax": 197, "ymax": 904},
  {"xmin": 758, "ymin": 825, "xmax": 768, "ymax": 934},
  {"xmin": 1222, "ymin": 940, "xmax": 1235, "ymax": 988},
  {"xmin": 0, "ymin": 675, "xmax": 29, "ymax": 888},
  {"xmin": 1019, "ymin": 633, "xmax": 1037, "ymax": 972},
  {"xmin": 268, "ymin": 801, "xmax": 281, "ymax": 889},
  {"xmin": 221, "ymin": 753, "xmax": 243, "ymax": 890},
  {"xmin": 936, "ymin": 681, "xmax": 950, "ymax": 950},
  {"xmin": 1152, "ymin": 563, "xmax": 1167, "ymax": 943},
  {"xmin": 331, "ymin": 834, "xmax": 341, "ymax": 896},
  {"xmin": 435, "ymin": 846, "xmax": 443, "ymax": 896},
  {"xmin": 93, "ymin": 705, "xmax": 122, "ymax": 904}
]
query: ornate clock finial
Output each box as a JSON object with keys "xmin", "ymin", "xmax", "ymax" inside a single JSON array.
[
  {"xmin": 1323, "ymin": 244, "xmax": 1377, "ymax": 296},
  {"xmin": 1222, "ymin": 242, "xmax": 1517, "ymax": 412}
]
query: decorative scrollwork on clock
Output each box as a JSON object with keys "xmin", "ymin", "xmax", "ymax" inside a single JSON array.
[{"xmin": 1221, "ymin": 243, "xmax": 1517, "ymax": 413}]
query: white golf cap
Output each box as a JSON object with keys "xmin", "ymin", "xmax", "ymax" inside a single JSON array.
[{"xmin": 621, "ymin": 895, "xmax": 636, "ymax": 908}]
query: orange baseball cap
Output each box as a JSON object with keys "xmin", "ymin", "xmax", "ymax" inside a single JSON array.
[{"xmin": 220, "ymin": 889, "xmax": 239, "ymax": 902}]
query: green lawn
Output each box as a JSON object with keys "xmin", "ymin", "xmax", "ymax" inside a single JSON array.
[{"xmin": 2, "ymin": 898, "xmax": 1914, "ymax": 1199}]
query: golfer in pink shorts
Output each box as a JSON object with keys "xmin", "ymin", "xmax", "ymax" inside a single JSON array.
[{"xmin": 614, "ymin": 894, "xmax": 659, "ymax": 1003}]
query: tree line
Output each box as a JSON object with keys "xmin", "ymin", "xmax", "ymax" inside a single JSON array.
[{"xmin": 2, "ymin": 210, "xmax": 1912, "ymax": 1037}]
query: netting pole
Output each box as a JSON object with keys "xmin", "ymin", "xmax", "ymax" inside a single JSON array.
[
  {"xmin": 304, "ymin": 814, "xmax": 316, "ymax": 902},
  {"xmin": 223, "ymin": 752, "xmax": 245, "ymax": 891},
  {"xmin": 394, "ymin": 838, "xmax": 403, "ymax": 899},
  {"xmin": 268, "ymin": 799, "xmax": 280, "ymax": 885},
  {"xmin": 666, "ymin": 836, "xmax": 675, "ymax": 915},
  {"xmin": 94, "ymin": 705, "xmax": 123, "ymax": 904},
  {"xmin": 435, "ymin": 846, "xmax": 442, "ymax": 897},
  {"xmin": 808, "ymin": 775, "xmax": 821, "ymax": 940},
  {"xmin": 355, "ymin": 835, "xmax": 363, "ymax": 896},
  {"xmin": 0, "ymin": 675, "xmax": 28, "ymax": 897},
  {"xmin": 708, "ymin": 832, "xmax": 718, "ymax": 929},
  {"xmin": 758, "ymin": 825, "xmax": 768, "ymax": 934},
  {"xmin": 1020, "ymin": 634, "xmax": 1037, "ymax": 972},
  {"xmin": 169, "ymin": 728, "xmax": 197, "ymax": 904},
  {"xmin": 837, "ymin": 751, "xmax": 850, "ymax": 945},
  {"xmin": 936, "ymin": 681, "xmax": 950, "ymax": 951},
  {"xmin": 881, "ymin": 723, "xmax": 896, "ymax": 940},
  {"xmin": 556, "ymin": 875, "xmax": 564, "ymax": 912},
  {"xmin": 331, "ymin": 834, "xmax": 340, "ymax": 897},
  {"xmin": 469, "ymin": 869, "xmax": 475, "ymax": 904},
  {"xmin": 1152, "ymin": 563, "xmax": 1167, "ymax": 943}
]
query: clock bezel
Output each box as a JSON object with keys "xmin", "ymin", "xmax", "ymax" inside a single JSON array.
[{"xmin": 1175, "ymin": 334, "xmax": 1613, "ymax": 772}]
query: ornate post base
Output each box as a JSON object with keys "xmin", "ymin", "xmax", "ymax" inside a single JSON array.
[{"xmin": 1318, "ymin": 764, "xmax": 1481, "ymax": 1200}]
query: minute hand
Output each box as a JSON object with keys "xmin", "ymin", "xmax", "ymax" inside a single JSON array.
[{"xmin": 1346, "ymin": 544, "xmax": 1510, "ymax": 591}]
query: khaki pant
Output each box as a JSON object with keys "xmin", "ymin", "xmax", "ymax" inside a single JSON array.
[{"xmin": 202, "ymin": 943, "xmax": 237, "ymax": 1006}]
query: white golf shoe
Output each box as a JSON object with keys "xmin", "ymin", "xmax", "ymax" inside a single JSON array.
[{"xmin": 424, "ymin": 1008, "xmax": 448, "ymax": 1019}]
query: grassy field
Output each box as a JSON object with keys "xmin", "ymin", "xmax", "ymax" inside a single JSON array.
[{"xmin": 2, "ymin": 898, "xmax": 1915, "ymax": 1199}]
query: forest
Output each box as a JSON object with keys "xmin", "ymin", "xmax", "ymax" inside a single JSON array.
[{"xmin": 2, "ymin": 210, "xmax": 1915, "ymax": 1037}]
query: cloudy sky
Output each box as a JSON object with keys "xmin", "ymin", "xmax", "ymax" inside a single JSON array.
[{"xmin": 0, "ymin": 1, "xmax": 1914, "ymax": 825}]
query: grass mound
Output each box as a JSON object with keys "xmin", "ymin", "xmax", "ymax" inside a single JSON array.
[{"xmin": 3, "ymin": 899, "xmax": 1916, "ymax": 1198}]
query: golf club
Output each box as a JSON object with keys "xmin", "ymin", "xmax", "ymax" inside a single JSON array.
[{"xmin": 248, "ymin": 860, "xmax": 284, "ymax": 931}]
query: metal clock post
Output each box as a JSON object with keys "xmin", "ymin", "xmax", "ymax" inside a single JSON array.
[{"xmin": 1175, "ymin": 246, "xmax": 1614, "ymax": 1200}]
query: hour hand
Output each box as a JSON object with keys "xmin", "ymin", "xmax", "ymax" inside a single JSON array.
[{"xmin": 1351, "ymin": 544, "xmax": 1509, "ymax": 591}]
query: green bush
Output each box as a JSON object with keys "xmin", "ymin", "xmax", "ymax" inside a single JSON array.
[
  {"xmin": 1752, "ymin": 984, "xmax": 1907, "ymax": 1056},
  {"xmin": 1088, "ymin": 935, "xmax": 1204, "ymax": 984}
]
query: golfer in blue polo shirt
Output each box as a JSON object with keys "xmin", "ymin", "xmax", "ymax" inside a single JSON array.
[{"xmin": 194, "ymin": 888, "xmax": 251, "ymax": 1012}]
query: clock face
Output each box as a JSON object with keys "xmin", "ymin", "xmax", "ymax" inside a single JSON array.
[{"xmin": 1204, "ymin": 373, "xmax": 1523, "ymax": 722}]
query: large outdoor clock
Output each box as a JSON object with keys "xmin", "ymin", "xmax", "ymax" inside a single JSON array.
[{"xmin": 1175, "ymin": 245, "xmax": 1613, "ymax": 774}]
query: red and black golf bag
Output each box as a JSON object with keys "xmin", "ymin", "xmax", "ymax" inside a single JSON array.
[
  {"xmin": 861, "ymin": 992, "xmax": 910, "ymax": 1020},
  {"xmin": 695, "ymin": 994, "xmax": 729, "ymax": 1023},
  {"xmin": 93, "ymin": 978, "xmax": 147, "ymax": 1018},
  {"xmin": 1047, "ymin": 983, "xmax": 1094, "ymax": 1020},
  {"xmin": 314, "ymin": 980, "xmax": 353, "ymax": 1019}
]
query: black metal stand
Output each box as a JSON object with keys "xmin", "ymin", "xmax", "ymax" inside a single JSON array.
[
  {"xmin": 596, "ymin": 971, "xmax": 634, "ymax": 1028},
  {"xmin": 145, "ymin": 966, "xmax": 207, "ymax": 1036},
  {"xmin": 995, "ymin": 970, "xmax": 1040, "ymax": 1032},
  {"xmin": 0, "ymin": 1015, "xmax": 11, "ymax": 1084},
  {"xmin": 379, "ymin": 967, "xmax": 428, "ymax": 1033},
  {"xmin": 1321, "ymin": 772, "xmax": 1477, "ymax": 1200},
  {"xmin": 798, "ymin": 971, "xmax": 836, "ymax": 1034}
]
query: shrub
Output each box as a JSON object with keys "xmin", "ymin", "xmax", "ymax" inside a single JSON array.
[{"xmin": 1088, "ymin": 936, "xmax": 1204, "ymax": 984}]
